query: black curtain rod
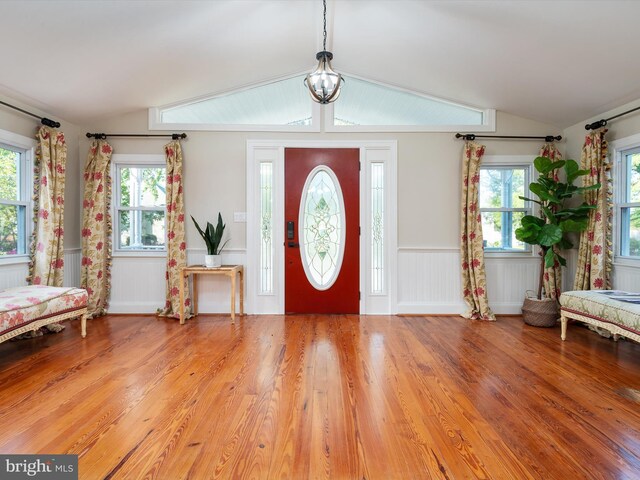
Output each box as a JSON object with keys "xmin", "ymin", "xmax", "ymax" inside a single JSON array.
[
  {"xmin": 0, "ymin": 100, "xmax": 60, "ymax": 128},
  {"xmin": 455, "ymin": 133, "xmax": 562, "ymax": 142},
  {"xmin": 585, "ymin": 104, "xmax": 640, "ymax": 130},
  {"xmin": 86, "ymin": 132, "xmax": 187, "ymax": 140}
]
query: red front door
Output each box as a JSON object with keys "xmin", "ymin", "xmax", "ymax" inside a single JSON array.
[{"xmin": 285, "ymin": 148, "xmax": 359, "ymax": 314}]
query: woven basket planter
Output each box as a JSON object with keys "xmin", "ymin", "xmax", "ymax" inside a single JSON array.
[{"xmin": 521, "ymin": 294, "xmax": 559, "ymax": 327}]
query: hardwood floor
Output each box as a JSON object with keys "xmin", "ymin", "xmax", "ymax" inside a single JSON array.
[{"xmin": 0, "ymin": 314, "xmax": 639, "ymax": 479}]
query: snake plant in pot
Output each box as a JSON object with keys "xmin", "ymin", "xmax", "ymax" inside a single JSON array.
[
  {"xmin": 191, "ymin": 213, "xmax": 229, "ymax": 268},
  {"xmin": 514, "ymin": 156, "xmax": 600, "ymax": 327}
]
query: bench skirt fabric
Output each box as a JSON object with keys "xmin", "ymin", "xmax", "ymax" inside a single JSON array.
[
  {"xmin": 0, "ymin": 285, "xmax": 88, "ymax": 343},
  {"xmin": 559, "ymin": 290, "xmax": 640, "ymax": 343}
]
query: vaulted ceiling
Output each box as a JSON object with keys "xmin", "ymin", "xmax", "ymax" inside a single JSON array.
[{"xmin": 1, "ymin": 0, "xmax": 639, "ymax": 128}]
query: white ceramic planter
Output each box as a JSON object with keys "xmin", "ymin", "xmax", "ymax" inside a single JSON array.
[{"xmin": 204, "ymin": 254, "xmax": 222, "ymax": 268}]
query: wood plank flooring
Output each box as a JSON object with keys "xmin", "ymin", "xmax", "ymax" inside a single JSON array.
[{"xmin": 0, "ymin": 314, "xmax": 639, "ymax": 479}]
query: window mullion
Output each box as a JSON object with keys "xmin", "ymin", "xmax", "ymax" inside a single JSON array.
[
  {"xmin": 117, "ymin": 206, "xmax": 166, "ymax": 212},
  {"xmin": 0, "ymin": 200, "xmax": 29, "ymax": 207},
  {"xmin": 480, "ymin": 208, "xmax": 528, "ymax": 213}
]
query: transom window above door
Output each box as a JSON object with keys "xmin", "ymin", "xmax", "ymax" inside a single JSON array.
[
  {"xmin": 156, "ymin": 76, "xmax": 315, "ymax": 130},
  {"xmin": 149, "ymin": 74, "xmax": 495, "ymax": 133}
]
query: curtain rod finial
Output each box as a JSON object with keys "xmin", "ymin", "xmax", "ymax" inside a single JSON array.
[
  {"xmin": 585, "ymin": 119, "xmax": 607, "ymax": 130},
  {"xmin": 41, "ymin": 118, "xmax": 60, "ymax": 128},
  {"xmin": 455, "ymin": 133, "xmax": 475, "ymax": 140},
  {"xmin": 86, "ymin": 133, "xmax": 107, "ymax": 140}
]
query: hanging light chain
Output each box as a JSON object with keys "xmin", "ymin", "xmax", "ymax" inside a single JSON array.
[
  {"xmin": 323, "ymin": 0, "xmax": 327, "ymax": 52},
  {"xmin": 304, "ymin": 0, "xmax": 343, "ymax": 104}
]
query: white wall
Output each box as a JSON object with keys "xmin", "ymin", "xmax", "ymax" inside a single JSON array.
[
  {"xmin": 83, "ymin": 109, "xmax": 560, "ymax": 314},
  {"xmin": 563, "ymin": 98, "xmax": 640, "ymax": 292},
  {"xmin": 0, "ymin": 95, "xmax": 83, "ymax": 287}
]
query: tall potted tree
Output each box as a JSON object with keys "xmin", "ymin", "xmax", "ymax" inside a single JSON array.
[{"xmin": 515, "ymin": 156, "xmax": 600, "ymax": 326}]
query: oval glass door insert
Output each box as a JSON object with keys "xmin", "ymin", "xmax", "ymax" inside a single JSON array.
[{"xmin": 299, "ymin": 166, "xmax": 346, "ymax": 290}]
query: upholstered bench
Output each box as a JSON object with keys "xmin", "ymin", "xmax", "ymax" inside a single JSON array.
[
  {"xmin": 559, "ymin": 290, "xmax": 640, "ymax": 343},
  {"xmin": 0, "ymin": 285, "xmax": 88, "ymax": 344}
]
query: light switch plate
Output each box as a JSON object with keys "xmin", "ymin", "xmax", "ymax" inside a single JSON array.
[{"xmin": 234, "ymin": 212, "xmax": 247, "ymax": 223}]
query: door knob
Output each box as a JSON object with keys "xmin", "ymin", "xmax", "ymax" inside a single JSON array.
[{"xmin": 288, "ymin": 242, "xmax": 300, "ymax": 248}]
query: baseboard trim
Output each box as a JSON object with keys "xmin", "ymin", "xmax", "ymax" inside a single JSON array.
[
  {"xmin": 395, "ymin": 303, "xmax": 465, "ymax": 315},
  {"xmin": 490, "ymin": 303, "xmax": 525, "ymax": 315},
  {"xmin": 396, "ymin": 302, "xmax": 524, "ymax": 315},
  {"xmin": 109, "ymin": 301, "xmax": 243, "ymax": 315},
  {"xmin": 108, "ymin": 302, "xmax": 161, "ymax": 314}
]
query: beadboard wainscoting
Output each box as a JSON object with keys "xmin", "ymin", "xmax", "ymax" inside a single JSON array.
[
  {"xmin": 108, "ymin": 249, "xmax": 247, "ymax": 314},
  {"xmin": 612, "ymin": 263, "xmax": 640, "ymax": 291},
  {"xmin": 563, "ymin": 248, "xmax": 578, "ymax": 293},
  {"xmin": 0, "ymin": 261, "xmax": 29, "ymax": 290},
  {"xmin": 484, "ymin": 255, "xmax": 539, "ymax": 314},
  {"xmin": 63, "ymin": 248, "xmax": 82, "ymax": 287},
  {"xmin": 396, "ymin": 248, "xmax": 543, "ymax": 315},
  {"xmin": 396, "ymin": 248, "xmax": 465, "ymax": 314},
  {"xmin": 0, "ymin": 248, "xmax": 81, "ymax": 290}
]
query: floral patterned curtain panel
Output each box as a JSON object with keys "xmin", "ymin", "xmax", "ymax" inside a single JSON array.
[
  {"xmin": 157, "ymin": 140, "xmax": 191, "ymax": 319},
  {"xmin": 539, "ymin": 142, "xmax": 563, "ymax": 300},
  {"xmin": 573, "ymin": 129, "xmax": 612, "ymax": 290},
  {"xmin": 28, "ymin": 126, "xmax": 67, "ymax": 287},
  {"xmin": 81, "ymin": 140, "xmax": 113, "ymax": 318},
  {"xmin": 460, "ymin": 142, "xmax": 496, "ymax": 321}
]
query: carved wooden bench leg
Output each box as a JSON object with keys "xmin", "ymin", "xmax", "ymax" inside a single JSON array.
[
  {"xmin": 81, "ymin": 312, "xmax": 88, "ymax": 338},
  {"xmin": 561, "ymin": 314, "xmax": 567, "ymax": 341}
]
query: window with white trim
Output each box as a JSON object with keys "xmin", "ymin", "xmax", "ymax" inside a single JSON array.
[
  {"xmin": 114, "ymin": 162, "xmax": 166, "ymax": 252},
  {"xmin": 479, "ymin": 166, "xmax": 532, "ymax": 252},
  {"xmin": 618, "ymin": 146, "xmax": 640, "ymax": 258},
  {"xmin": 0, "ymin": 141, "xmax": 31, "ymax": 258}
]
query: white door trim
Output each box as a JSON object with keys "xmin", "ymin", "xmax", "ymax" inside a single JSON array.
[{"xmin": 246, "ymin": 140, "xmax": 397, "ymax": 314}]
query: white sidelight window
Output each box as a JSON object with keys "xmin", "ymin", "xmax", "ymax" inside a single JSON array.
[
  {"xmin": 371, "ymin": 162, "xmax": 384, "ymax": 293},
  {"xmin": 260, "ymin": 162, "xmax": 274, "ymax": 293}
]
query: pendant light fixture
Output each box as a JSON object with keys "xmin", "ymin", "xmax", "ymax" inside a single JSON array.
[{"xmin": 304, "ymin": 0, "xmax": 343, "ymax": 104}]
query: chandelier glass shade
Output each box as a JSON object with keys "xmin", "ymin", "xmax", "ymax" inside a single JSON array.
[{"xmin": 305, "ymin": 0, "xmax": 343, "ymax": 104}]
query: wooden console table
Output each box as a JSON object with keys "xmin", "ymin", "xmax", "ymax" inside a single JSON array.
[{"xmin": 179, "ymin": 265, "xmax": 244, "ymax": 324}]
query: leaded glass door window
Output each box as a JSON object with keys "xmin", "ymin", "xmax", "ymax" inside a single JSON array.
[{"xmin": 298, "ymin": 166, "xmax": 346, "ymax": 290}]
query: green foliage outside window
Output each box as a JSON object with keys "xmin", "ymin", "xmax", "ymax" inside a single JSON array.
[
  {"xmin": 117, "ymin": 166, "xmax": 166, "ymax": 249},
  {"xmin": 480, "ymin": 168, "xmax": 527, "ymax": 250},
  {"xmin": 0, "ymin": 147, "xmax": 21, "ymax": 255},
  {"xmin": 626, "ymin": 153, "xmax": 640, "ymax": 256}
]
